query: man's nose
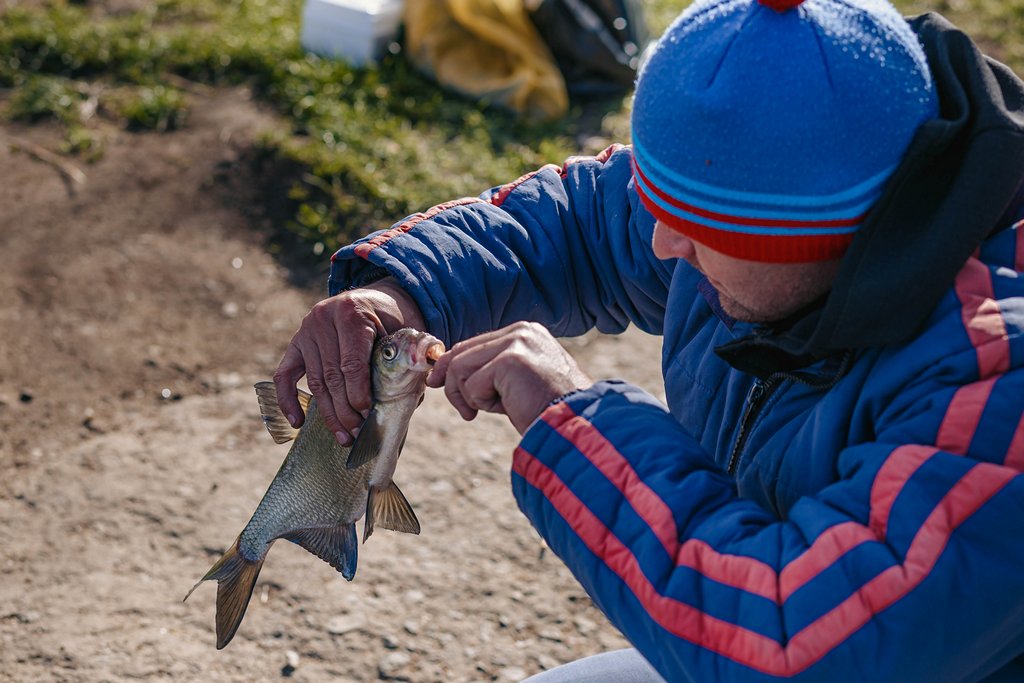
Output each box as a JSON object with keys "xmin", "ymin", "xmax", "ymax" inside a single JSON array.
[{"xmin": 652, "ymin": 221, "xmax": 697, "ymax": 261}]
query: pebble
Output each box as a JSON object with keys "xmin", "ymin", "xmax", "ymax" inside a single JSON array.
[
  {"xmin": 536, "ymin": 654, "xmax": 559, "ymax": 670},
  {"xmin": 281, "ymin": 649, "xmax": 299, "ymax": 677},
  {"xmin": 573, "ymin": 615, "xmax": 597, "ymax": 635},
  {"xmin": 326, "ymin": 614, "xmax": 366, "ymax": 635},
  {"xmin": 536, "ymin": 626, "xmax": 561, "ymax": 643},
  {"xmin": 378, "ymin": 651, "xmax": 411, "ymax": 678},
  {"xmin": 499, "ymin": 666, "xmax": 527, "ymax": 681},
  {"xmin": 402, "ymin": 619, "xmax": 418, "ymax": 635}
]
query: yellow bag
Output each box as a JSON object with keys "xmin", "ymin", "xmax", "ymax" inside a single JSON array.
[{"xmin": 404, "ymin": 0, "xmax": 569, "ymax": 120}]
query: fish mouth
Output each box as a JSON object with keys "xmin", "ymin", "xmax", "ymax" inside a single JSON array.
[{"xmin": 410, "ymin": 335, "xmax": 445, "ymax": 370}]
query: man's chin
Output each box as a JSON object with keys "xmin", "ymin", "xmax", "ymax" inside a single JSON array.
[{"xmin": 718, "ymin": 297, "xmax": 786, "ymax": 325}]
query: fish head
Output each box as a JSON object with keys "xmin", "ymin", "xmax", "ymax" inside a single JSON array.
[{"xmin": 371, "ymin": 328, "xmax": 445, "ymax": 401}]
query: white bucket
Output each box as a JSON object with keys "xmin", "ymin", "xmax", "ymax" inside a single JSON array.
[{"xmin": 300, "ymin": 0, "xmax": 404, "ymax": 66}]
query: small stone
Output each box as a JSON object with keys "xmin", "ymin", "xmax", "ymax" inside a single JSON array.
[
  {"xmin": 499, "ymin": 666, "xmax": 527, "ymax": 681},
  {"xmin": 428, "ymin": 480, "xmax": 454, "ymax": 494},
  {"xmin": 19, "ymin": 391, "xmax": 33, "ymax": 404},
  {"xmin": 573, "ymin": 615, "xmax": 597, "ymax": 635},
  {"xmin": 222, "ymin": 301, "xmax": 239, "ymax": 318},
  {"xmin": 326, "ymin": 614, "xmax": 366, "ymax": 635},
  {"xmin": 402, "ymin": 589, "xmax": 425, "ymax": 603},
  {"xmin": 281, "ymin": 649, "xmax": 300, "ymax": 677},
  {"xmin": 538, "ymin": 628, "xmax": 562, "ymax": 643},
  {"xmin": 6, "ymin": 611, "xmax": 39, "ymax": 624},
  {"xmin": 378, "ymin": 651, "xmax": 411, "ymax": 678},
  {"xmin": 537, "ymin": 654, "xmax": 559, "ymax": 670},
  {"xmin": 402, "ymin": 620, "xmax": 418, "ymax": 635}
]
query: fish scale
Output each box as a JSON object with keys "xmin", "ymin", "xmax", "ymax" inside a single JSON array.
[{"xmin": 239, "ymin": 401, "xmax": 371, "ymax": 564}]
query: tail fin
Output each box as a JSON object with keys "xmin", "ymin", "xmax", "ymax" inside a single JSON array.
[{"xmin": 184, "ymin": 539, "xmax": 265, "ymax": 649}]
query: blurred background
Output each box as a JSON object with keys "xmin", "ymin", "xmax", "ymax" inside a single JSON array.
[{"xmin": 0, "ymin": 0, "xmax": 1020, "ymax": 680}]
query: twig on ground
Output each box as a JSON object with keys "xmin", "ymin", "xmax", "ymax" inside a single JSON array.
[{"xmin": 2, "ymin": 133, "xmax": 87, "ymax": 186}]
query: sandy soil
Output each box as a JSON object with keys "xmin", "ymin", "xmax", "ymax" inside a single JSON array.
[{"xmin": 0, "ymin": 84, "xmax": 665, "ymax": 682}]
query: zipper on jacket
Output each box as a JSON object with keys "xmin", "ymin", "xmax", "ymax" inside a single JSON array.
[
  {"xmin": 725, "ymin": 351, "xmax": 855, "ymax": 477},
  {"xmin": 726, "ymin": 376, "xmax": 781, "ymax": 476}
]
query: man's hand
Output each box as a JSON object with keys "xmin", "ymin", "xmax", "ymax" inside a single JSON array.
[
  {"xmin": 426, "ymin": 322, "xmax": 592, "ymax": 434},
  {"xmin": 273, "ymin": 277, "xmax": 425, "ymax": 445}
]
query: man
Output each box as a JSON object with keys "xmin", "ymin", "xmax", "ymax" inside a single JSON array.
[{"xmin": 274, "ymin": 0, "xmax": 1024, "ymax": 679}]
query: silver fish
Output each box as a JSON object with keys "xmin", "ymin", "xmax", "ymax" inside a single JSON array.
[{"xmin": 186, "ymin": 328, "xmax": 444, "ymax": 649}]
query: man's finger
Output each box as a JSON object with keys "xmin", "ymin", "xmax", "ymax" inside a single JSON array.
[
  {"xmin": 317, "ymin": 322, "xmax": 364, "ymax": 436},
  {"xmin": 339, "ymin": 321, "xmax": 377, "ymax": 418},
  {"xmin": 273, "ymin": 343, "xmax": 308, "ymax": 428},
  {"xmin": 303, "ymin": 337, "xmax": 352, "ymax": 445},
  {"xmin": 443, "ymin": 371, "xmax": 479, "ymax": 422}
]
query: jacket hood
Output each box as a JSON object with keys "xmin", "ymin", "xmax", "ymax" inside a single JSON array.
[{"xmin": 716, "ymin": 12, "xmax": 1024, "ymax": 378}]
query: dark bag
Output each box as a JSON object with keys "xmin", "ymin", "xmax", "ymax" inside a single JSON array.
[{"xmin": 526, "ymin": 0, "xmax": 650, "ymax": 98}]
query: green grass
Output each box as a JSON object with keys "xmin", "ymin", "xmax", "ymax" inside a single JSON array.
[{"xmin": 1, "ymin": 0, "xmax": 1020, "ymax": 252}]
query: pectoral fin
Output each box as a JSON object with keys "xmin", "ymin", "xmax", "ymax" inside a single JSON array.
[
  {"xmin": 254, "ymin": 381, "xmax": 312, "ymax": 444},
  {"xmin": 282, "ymin": 523, "xmax": 358, "ymax": 581},
  {"xmin": 363, "ymin": 481, "xmax": 420, "ymax": 543},
  {"xmin": 346, "ymin": 407, "xmax": 384, "ymax": 469},
  {"xmin": 184, "ymin": 538, "xmax": 265, "ymax": 649}
]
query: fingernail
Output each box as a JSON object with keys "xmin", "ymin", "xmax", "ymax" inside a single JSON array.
[
  {"xmin": 287, "ymin": 413, "xmax": 298, "ymax": 426},
  {"xmin": 361, "ymin": 409, "xmax": 370, "ymax": 419},
  {"xmin": 335, "ymin": 431, "xmax": 351, "ymax": 446},
  {"xmin": 352, "ymin": 427, "xmax": 360, "ymax": 438}
]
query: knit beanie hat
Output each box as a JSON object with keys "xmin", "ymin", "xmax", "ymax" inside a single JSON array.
[{"xmin": 631, "ymin": 0, "xmax": 939, "ymax": 263}]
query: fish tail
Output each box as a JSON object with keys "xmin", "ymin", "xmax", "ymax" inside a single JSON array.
[{"xmin": 184, "ymin": 539, "xmax": 265, "ymax": 649}]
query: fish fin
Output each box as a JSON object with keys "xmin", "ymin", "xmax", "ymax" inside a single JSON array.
[
  {"xmin": 184, "ymin": 539, "xmax": 265, "ymax": 649},
  {"xmin": 364, "ymin": 481, "xmax": 420, "ymax": 543},
  {"xmin": 282, "ymin": 523, "xmax": 358, "ymax": 581},
  {"xmin": 254, "ymin": 381, "xmax": 310, "ymax": 444},
  {"xmin": 346, "ymin": 407, "xmax": 385, "ymax": 469}
]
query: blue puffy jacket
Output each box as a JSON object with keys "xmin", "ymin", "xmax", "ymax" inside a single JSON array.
[{"xmin": 329, "ymin": 15, "xmax": 1024, "ymax": 683}]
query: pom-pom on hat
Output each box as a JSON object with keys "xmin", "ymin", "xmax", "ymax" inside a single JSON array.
[{"xmin": 631, "ymin": 0, "xmax": 938, "ymax": 263}]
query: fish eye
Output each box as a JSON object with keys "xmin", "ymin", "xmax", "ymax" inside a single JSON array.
[{"xmin": 381, "ymin": 344, "xmax": 397, "ymax": 361}]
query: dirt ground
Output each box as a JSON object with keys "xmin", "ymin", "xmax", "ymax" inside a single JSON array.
[{"xmin": 0, "ymin": 83, "xmax": 665, "ymax": 682}]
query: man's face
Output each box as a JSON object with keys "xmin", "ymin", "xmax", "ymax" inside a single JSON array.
[{"xmin": 652, "ymin": 221, "xmax": 842, "ymax": 323}]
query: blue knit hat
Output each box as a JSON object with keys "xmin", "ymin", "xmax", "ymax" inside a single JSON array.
[{"xmin": 631, "ymin": 0, "xmax": 938, "ymax": 262}]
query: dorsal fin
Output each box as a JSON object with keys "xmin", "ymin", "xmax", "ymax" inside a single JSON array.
[
  {"xmin": 254, "ymin": 381, "xmax": 312, "ymax": 444},
  {"xmin": 363, "ymin": 481, "xmax": 420, "ymax": 543}
]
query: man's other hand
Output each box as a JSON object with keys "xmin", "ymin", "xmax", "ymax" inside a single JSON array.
[{"xmin": 427, "ymin": 322, "xmax": 592, "ymax": 434}]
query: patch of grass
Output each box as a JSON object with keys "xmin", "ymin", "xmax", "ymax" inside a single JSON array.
[
  {"xmin": 1, "ymin": 0, "xmax": 1020, "ymax": 252},
  {"xmin": 112, "ymin": 84, "xmax": 187, "ymax": 131}
]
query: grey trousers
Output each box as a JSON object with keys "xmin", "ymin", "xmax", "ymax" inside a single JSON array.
[{"xmin": 522, "ymin": 648, "xmax": 666, "ymax": 682}]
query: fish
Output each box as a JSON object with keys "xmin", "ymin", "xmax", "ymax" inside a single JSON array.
[{"xmin": 185, "ymin": 327, "xmax": 445, "ymax": 649}]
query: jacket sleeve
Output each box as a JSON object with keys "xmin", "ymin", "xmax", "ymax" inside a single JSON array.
[
  {"xmin": 513, "ymin": 371, "xmax": 1024, "ymax": 682},
  {"xmin": 327, "ymin": 145, "xmax": 673, "ymax": 347}
]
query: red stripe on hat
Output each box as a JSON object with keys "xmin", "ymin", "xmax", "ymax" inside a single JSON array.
[
  {"xmin": 636, "ymin": 182, "xmax": 853, "ymax": 263},
  {"xmin": 633, "ymin": 159, "xmax": 865, "ymax": 230}
]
